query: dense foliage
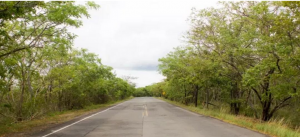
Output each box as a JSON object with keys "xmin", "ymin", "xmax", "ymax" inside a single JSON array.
[
  {"xmin": 152, "ymin": 1, "xmax": 300, "ymax": 125},
  {"xmin": 0, "ymin": 1, "xmax": 134, "ymax": 123},
  {"xmin": 132, "ymin": 82, "xmax": 164, "ymax": 97}
]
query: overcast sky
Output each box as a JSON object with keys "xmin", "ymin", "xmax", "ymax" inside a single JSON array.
[{"xmin": 71, "ymin": 0, "xmax": 217, "ymax": 87}]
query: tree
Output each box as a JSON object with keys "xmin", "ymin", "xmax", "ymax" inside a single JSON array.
[
  {"xmin": 0, "ymin": 1, "xmax": 99, "ymax": 59},
  {"xmin": 158, "ymin": 1, "xmax": 300, "ymax": 121},
  {"xmin": 0, "ymin": 1, "xmax": 134, "ymax": 124}
]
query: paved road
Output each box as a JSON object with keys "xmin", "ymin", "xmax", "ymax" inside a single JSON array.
[{"xmin": 36, "ymin": 97, "xmax": 267, "ymax": 137}]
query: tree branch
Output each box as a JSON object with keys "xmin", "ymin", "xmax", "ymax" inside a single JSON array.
[
  {"xmin": 269, "ymin": 96, "xmax": 292, "ymax": 117},
  {"xmin": 0, "ymin": 46, "xmax": 29, "ymax": 58},
  {"xmin": 251, "ymin": 87, "xmax": 263, "ymax": 105}
]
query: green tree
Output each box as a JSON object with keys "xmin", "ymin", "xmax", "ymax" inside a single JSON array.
[{"xmin": 158, "ymin": 1, "xmax": 300, "ymax": 122}]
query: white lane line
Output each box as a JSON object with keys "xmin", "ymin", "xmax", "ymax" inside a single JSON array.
[
  {"xmin": 42, "ymin": 101, "xmax": 128, "ymax": 137},
  {"xmin": 175, "ymin": 107, "xmax": 199, "ymax": 116}
]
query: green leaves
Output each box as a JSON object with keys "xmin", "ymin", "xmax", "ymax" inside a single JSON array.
[
  {"xmin": 0, "ymin": 1, "xmax": 135, "ymax": 122},
  {"xmin": 158, "ymin": 1, "xmax": 300, "ymax": 121},
  {"xmin": 0, "ymin": 1, "xmax": 99, "ymax": 59}
]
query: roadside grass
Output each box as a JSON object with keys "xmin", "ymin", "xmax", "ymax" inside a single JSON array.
[
  {"xmin": 157, "ymin": 97, "xmax": 300, "ymax": 137},
  {"xmin": 0, "ymin": 97, "xmax": 133, "ymax": 137}
]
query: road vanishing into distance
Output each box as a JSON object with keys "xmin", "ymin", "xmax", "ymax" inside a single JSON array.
[{"xmin": 34, "ymin": 97, "xmax": 267, "ymax": 137}]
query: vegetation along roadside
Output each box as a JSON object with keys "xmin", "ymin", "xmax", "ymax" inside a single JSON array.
[
  {"xmin": 132, "ymin": 2, "xmax": 300, "ymax": 137},
  {"xmin": 0, "ymin": 1, "xmax": 135, "ymax": 136}
]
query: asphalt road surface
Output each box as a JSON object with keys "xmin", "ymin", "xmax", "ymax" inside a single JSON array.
[{"xmin": 35, "ymin": 97, "xmax": 267, "ymax": 137}]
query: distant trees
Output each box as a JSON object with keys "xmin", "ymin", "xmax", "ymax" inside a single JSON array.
[
  {"xmin": 132, "ymin": 83, "xmax": 164, "ymax": 97},
  {"xmin": 155, "ymin": 1, "xmax": 300, "ymax": 122},
  {"xmin": 0, "ymin": 1, "xmax": 134, "ymax": 123}
]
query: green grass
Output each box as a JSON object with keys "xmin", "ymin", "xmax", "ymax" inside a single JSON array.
[
  {"xmin": 0, "ymin": 97, "xmax": 133, "ymax": 137},
  {"xmin": 157, "ymin": 97, "xmax": 300, "ymax": 137}
]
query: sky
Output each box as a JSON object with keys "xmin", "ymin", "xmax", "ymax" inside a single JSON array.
[{"xmin": 71, "ymin": 0, "xmax": 217, "ymax": 87}]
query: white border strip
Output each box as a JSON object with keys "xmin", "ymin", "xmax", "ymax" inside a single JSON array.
[
  {"xmin": 42, "ymin": 101, "xmax": 127, "ymax": 137},
  {"xmin": 175, "ymin": 107, "xmax": 199, "ymax": 116}
]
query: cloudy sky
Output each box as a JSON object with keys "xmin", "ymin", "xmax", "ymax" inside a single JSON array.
[{"xmin": 71, "ymin": 0, "xmax": 217, "ymax": 87}]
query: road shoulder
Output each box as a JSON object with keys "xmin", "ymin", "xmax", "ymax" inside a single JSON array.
[
  {"xmin": 2, "ymin": 98, "xmax": 132, "ymax": 137},
  {"xmin": 155, "ymin": 97, "xmax": 273, "ymax": 137}
]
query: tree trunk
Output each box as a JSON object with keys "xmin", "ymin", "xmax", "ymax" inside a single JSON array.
[
  {"xmin": 27, "ymin": 71, "xmax": 33, "ymax": 99},
  {"xmin": 230, "ymin": 82, "xmax": 240, "ymax": 115},
  {"xmin": 206, "ymin": 89, "xmax": 209, "ymax": 109},
  {"xmin": 261, "ymin": 105, "xmax": 271, "ymax": 121},
  {"xmin": 194, "ymin": 85, "xmax": 199, "ymax": 107},
  {"xmin": 184, "ymin": 84, "xmax": 188, "ymax": 105},
  {"xmin": 16, "ymin": 68, "xmax": 26, "ymax": 121},
  {"xmin": 260, "ymin": 68, "xmax": 275, "ymax": 121}
]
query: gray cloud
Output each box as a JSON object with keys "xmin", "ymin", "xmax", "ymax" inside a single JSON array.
[{"xmin": 125, "ymin": 63, "xmax": 158, "ymax": 71}]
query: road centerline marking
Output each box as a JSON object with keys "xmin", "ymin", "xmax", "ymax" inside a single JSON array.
[
  {"xmin": 142, "ymin": 104, "xmax": 148, "ymax": 117},
  {"xmin": 145, "ymin": 105, "xmax": 148, "ymax": 116}
]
